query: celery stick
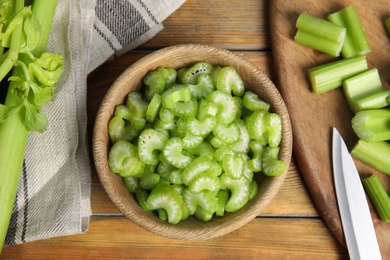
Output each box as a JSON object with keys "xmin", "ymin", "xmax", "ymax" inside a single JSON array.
[
  {"xmin": 362, "ymin": 175, "xmax": 390, "ymax": 222},
  {"xmin": 295, "ymin": 12, "xmax": 346, "ymax": 57},
  {"xmin": 308, "ymin": 56, "xmax": 368, "ymax": 94},
  {"xmin": 343, "ymin": 68, "xmax": 387, "ymax": 112},
  {"xmin": 351, "ymin": 109, "xmax": 390, "ymax": 142},
  {"xmin": 328, "ymin": 6, "xmax": 371, "ymax": 58},
  {"xmin": 0, "ymin": 0, "xmax": 59, "ymax": 252},
  {"xmin": 351, "ymin": 140, "xmax": 390, "ymax": 175}
]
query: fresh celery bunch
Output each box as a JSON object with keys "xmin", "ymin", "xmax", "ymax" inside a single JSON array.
[{"xmin": 0, "ymin": 0, "xmax": 62, "ymax": 252}]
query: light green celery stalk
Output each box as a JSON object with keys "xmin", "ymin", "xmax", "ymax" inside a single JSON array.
[
  {"xmin": 308, "ymin": 55, "xmax": 368, "ymax": 94},
  {"xmin": 362, "ymin": 175, "xmax": 390, "ymax": 223},
  {"xmin": 328, "ymin": 6, "xmax": 371, "ymax": 58},
  {"xmin": 294, "ymin": 12, "xmax": 346, "ymax": 57},
  {"xmin": 343, "ymin": 68, "xmax": 389, "ymax": 112},
  {"xmin": 0, "ymin": 0, "xmax": 59, "ymax": 252},
  {"xmin": 351, "ymin": 140, "xmax": 390, "ymax": 176}
]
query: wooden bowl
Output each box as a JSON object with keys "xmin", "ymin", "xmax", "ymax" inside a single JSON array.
[{"xmin": 92, "ymin": 44, "xmax": 293, "ymax": 240}]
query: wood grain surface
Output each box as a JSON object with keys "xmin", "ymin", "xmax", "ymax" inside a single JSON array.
[
  {"xmin": 0, "ymin": 0, "xmax": 353, "ymax": 258},
  {"xmin": 270, "ymin": 0, "xmax": 390, "ymax": 256}
]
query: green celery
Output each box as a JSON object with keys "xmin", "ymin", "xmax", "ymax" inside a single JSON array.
[
  {"xmin": 328, "ymin": 6, "xmax": 371, "ymax": 58},
  {"xmin": 351, "ymin": 109, "xmax": 390, "ymax": 142},
  {"xmin": 308, "ymin": 56, "xmax": 368, "ymax": 94},
  {"xmin": 362, "ymin": 175, "xmax": 390, "ymax": 222},
  {"xmin": 351, "ymin": 140, "xmax": 390, "ymax": 175},
  {"xmin": 0, "ymin": 0, "xmax": 59, "ymax": 252},
  {"xmin": 343, "ymin": 68, "xmax": 388, "ymax": 112},
  {"xmin": 295, "ymin": 12, "xmax": 346, "ymax": 57}
]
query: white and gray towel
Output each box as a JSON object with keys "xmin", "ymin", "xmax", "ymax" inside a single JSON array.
[{"xmin": 5, "ymin": 0, "xmax": 185, "ymax": 246}]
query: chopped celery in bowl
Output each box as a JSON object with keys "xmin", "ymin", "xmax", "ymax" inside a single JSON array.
[{"xmin": 92, "ymin": 44, "xmax": 292, "ymax": 240}]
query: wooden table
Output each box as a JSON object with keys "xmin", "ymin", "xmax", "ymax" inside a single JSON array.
[{"xmin": 1, "ymin": 0, "xmax": 350, "ymax": 259}]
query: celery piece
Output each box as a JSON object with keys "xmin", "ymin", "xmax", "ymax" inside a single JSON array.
[
  {"xmin": 143, "ymin": 70, "xmax": 165, "ymax": 101},
  {"xmin": 220, "ymin": 173, "xmax": 250, "ymax": 212},
  {"xmin": 171, "ymin": 98, "xmax": 198, "ymax": 119},
  {"xmin": 108, "ymin": 115, "xmax": 140, "ymax": 143},
  {"xmin": 262, "ymin": 146, "xmax": 286, "ymax": 177},
  {"xmin": 115, "ymin": 105, "xmax": 146, "ymax": 130},
  {"xmin": 216, "ymin": 66, "xmax": 245, "ymax": 97},
  {"xmin": 186, "ymin": 115, "xmax": 216, "ymax": 137},
  {"xmin": 126, "ymin": 92, "xmax": 148, "ymax": 118},
  {"xmin": 123, "ymin": 176, "xmax": 140, "ymax": 193},
  {"xmin": 146, "ymin": 93, "xmax": 162, "ymax": 123},
  {"xmin": 308, "ymin": 56, "xmax": 368, "ymax": 94},
  {"xmin": 206, "ymin": 90, "xmax": 238, "ymax": 125},
  {"xmin": 222, "ymin": 153, "xmax": 245, "ymax": 180},
  {"xmin": 178, "ymin": 62, "xmax": 214, "ymax": 84},
  {"xmin": 294, "ymin": 12, "xmax": 346, "ymax": 57},
  {"xmin": 162, "ymin": 137, "xmax": 194, "ymax": 169},
  {"xmin": 351, "ymin": 140, "xmax": 390, "ymax": 175},
  {"xmin": 343, "ymin": 68, "xmax": 389, "ymax": 112},
  {"xmin": 352, "ymin": 109, "xmax": 390, "ymax": 142},
  {"xmin": 137, "ymin": 128, "xmax": 168, "ymax": 165},
  {"xmin": 385, "ymin": 17, "xmax": 390, "ymax": 36},
  {"xmin": 243, "ymin": 91, "xmax": 270, "ymax": 112},
  {"xmin": 245, "ymin": 110, "xmax": 267, "ymax": 144},
  {"xmin": 146, "ymin": 183, "xmax": 184, "ymax": 224},
  {"xmin": 248, "ymin": 140, "xmax": 265, "ymax": 172},
  {"xmin": 213, "ymin": 122, "xmax": 240, "ymax": 145},
  {"xmin": 108, "ymin": 140, "xmax": 145, "ymax": 178},
  {"xmin": 362, "ymin": 175, "xmax": 390, "ymax": 222},
  {"xmin": 188, "ymin": 171, "xmax": 221, "ymax": 193},
  {"xmin": 328, "ymin": 6, "xmax": 371, "ymax": 58}
]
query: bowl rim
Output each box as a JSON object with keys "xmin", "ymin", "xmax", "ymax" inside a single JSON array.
[{"xmin": 92, "ymin": 43, "xmax": 293, "ymax": 240}]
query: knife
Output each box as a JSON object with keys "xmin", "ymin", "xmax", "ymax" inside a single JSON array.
[{"xmin": 332, "ymin": 127, "xmax": 382, "ymax": 260}]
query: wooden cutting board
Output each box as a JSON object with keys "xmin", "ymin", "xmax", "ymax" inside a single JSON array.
[{"xmin": 270, "ymin": 0, "xmax": 390, "ymax": 256}]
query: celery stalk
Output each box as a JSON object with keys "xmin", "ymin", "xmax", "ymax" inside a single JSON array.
[
  {"xmin": 343, "ymin": 68, "xmax": 388, "ymax": 112},
  {"xmin": 351, "ymin": 140, "xmax": 390, "ymax": 176},
  {"xmin": 351, "ymin": 109, "xmax": 390, "ymax": 142},
  {"xmin": 308, "ymin": 56, "xmax": 368, "ymax": 94},
  {"xmin": 362, "ymin": 175, "xmax": 390, "ymax": 223},
  {"xmin": 328, "ymin": 6, "xmax": 371, "ymax": 58},
  {"xmin": 295, "ymin": 12, "xmax": 346, "ymax": 57},
  {"xmin": 0, "ymin": 0, "xmax": 59, "ymax": 252}
]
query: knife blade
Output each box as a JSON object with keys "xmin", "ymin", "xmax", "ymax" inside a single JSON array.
[{"xmin": 332, "ymin": 127, "xmax": 381, "ymax": 260}]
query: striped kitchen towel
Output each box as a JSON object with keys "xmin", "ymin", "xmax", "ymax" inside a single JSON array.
[{"xmin": 5, "ymin": 0, "xmax": 185, "ymax": 246}]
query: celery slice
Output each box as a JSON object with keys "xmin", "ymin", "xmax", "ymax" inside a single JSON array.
[
  {"xmin": 216, "ymin": 66, "xmax": 245, "ymax": 97},
  {"xmin": 146, "ymin": 93, "xmax": 162, "ymax": 123},
  {"xmin": 308, "ymin": 56, "xmax": 368, "ymax": 94},
  {"xmin": 216, "ymin": 189, "xmax": 229, "ymax": 216},
  {"xmin": 328, "ymin": 6, "xmax": 371, "ymax": 58},
  {"xmin": 162, "ymin": 137, "xmax": 193, "ymax": 169},
  {"xmin": 137, "ymin": 128, "xmax": 168, "ymax": 165},
  {"xmin": 220, "ymin": 173, "xmax": 250, "ymax": 212},
  {"xmin": 352, "ymin": 109, "xmax": 390, "ymax": 142},
  {"xmin": 188, "ymin": 74, "xmax": 215, "ymax": 99},
  {"xmin": 143, "ymin": 70, "xmax": 165, "ymax": 101},
  {"xmin": 126, "ymin": 92, "xmax": 148, "ymax": 117},
  {"xmin": 295, "ymin": 12, "xmax": 346, "ymax": 57},
  {"xmin": 362, "ymin": 175, "xmax": 390, "ymax": 222},
  {"xmin": 147, "ymin": 183, "xmax": 184, "ymax": 224},
  {"xmin": 351, "ymin": 140, "xmax": 390, "ymax": 175},
  {"xmin": 108, "ymin": 140, "xmax": 145, "ymax": 178},
  {"xmin": 243, "ymin": 91, "xmax": 270, "ymax": 112},
  {"xmin": 188, "ymin": 171, "xmax": 221, "ymax": 193},
  {"xmin": 178, "ymin": 62, "xmax": 214, "ymax": 84},
  {"xmin": 140, "ymin": 164, "xmax": 160, "ymax": 190}
]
